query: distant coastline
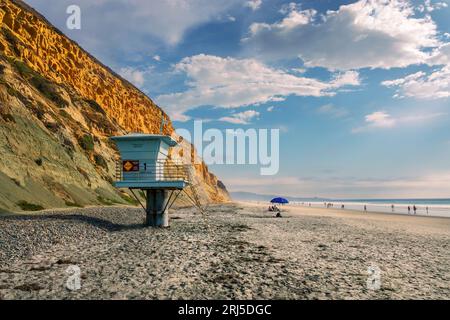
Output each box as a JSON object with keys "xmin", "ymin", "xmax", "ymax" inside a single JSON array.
[
  {"xmin": 231, "ymin": 192, "xmax": 450, "ymax": 218},
  {"xmin": 230, "ymin": 191, "xmax": 450, "ymax": 204}
]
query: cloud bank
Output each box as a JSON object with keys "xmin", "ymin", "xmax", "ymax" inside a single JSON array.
[
  {"xmin": 382, "ymin": 43, "xmax": 450, "ymax": 99},
  {"xmin": 244, "ymin": 0, "xmax": 441, "ymax": 70},
  {"xmin": 26, "ymin": 0, "xmax": 241, "ymax": 48},
  {"xmin": 156, "ymin": 54, "xmax": 360, "ymax": 120}
]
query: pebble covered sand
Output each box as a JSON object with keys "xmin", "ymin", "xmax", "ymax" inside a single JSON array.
[{"xmin": 0, "ymin": 203, "xmax": 449, "ymax": 299}]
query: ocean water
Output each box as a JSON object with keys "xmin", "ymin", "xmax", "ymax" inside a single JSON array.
[{"xmin": 291, "ymin": 199, "xmax": 450, "ymax": 218}]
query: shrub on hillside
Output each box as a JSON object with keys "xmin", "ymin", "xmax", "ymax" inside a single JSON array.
[
  {"xmin": 94, "ymin": 153, "xmax": 107, "ymax": 169},
  {"xmin": 78, "ymin": 134, "xmax": 94, "ymax": 151},
  {"xmin": 30, "ymin": 75, "xmax": 68, "ymax": 108},
  {"xmin": 16, "ymin": 200, "xmax": 44, "ymax": 211}
]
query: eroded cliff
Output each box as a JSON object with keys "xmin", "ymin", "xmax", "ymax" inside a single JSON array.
[{"xmin": 0, "ymin": 0, "xmax": 229, "ymax": 212}]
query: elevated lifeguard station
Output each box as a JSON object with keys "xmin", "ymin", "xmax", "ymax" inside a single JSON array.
[{"xmin": 111, "ymin": 133, "xmax": 191, "ymax": 227}]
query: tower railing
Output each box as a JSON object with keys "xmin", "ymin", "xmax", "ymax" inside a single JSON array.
[{"xmin": 114, "ymin": 160, "xmax": 189, "ymax": 183}]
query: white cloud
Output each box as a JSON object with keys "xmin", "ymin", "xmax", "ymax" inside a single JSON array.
[
  {"xmin": 243, "ymin": 0, "xmax": 441, "ymax": 70},
  {"xmin": 156, "ymin": 54, "xmax": 360, "ymax": 120},
  {"xmin": 219, "ymin": 110, "xmax": 260, "ymax": 124},
  {"xmin": 428, "ymin": 43, "xmax": 450, "ymax": 66},
  {"xmin": 118, "ymin": 67, "xmax": 150, "ymax": 87},
  {"xmin": 417, "ymin": 0, "xmax": 448, "ymax": 12},
  {"xmin": 382, "ymin": 66, "xmax": 450, "ymax": 99},
  {"xmin": 378, "ymin": 172, "xmax": 450, "ymax": 195},
  {"xmin": 352, "ymin": 110, "xmax": 446, "ymax": 132},
  {"xmin": 244, "ymin": 0, "xmax": 262, "ymax": 11},
  {"xmin": 267, "ymin": 106, "xmax": 275, "ymax": 112},
  {"xmin": 291, "ymin": 68, "xmax": 306, "ymax": 74},
  {"xmin": 381, "ymin": 40, "xmax": 450, "ymax": 100},
  {"xmin": 153, "ymin": 55, "xmax": 161, "ymax": 62},
  {"xmin": 317, "ymin": 104, "xmax": 349, "ymax": 118},
  {"xmin": 226, "ymin": 176, "xmax": 301, "ymax": 188},
  {"xmin": 365, "ymin": 111, "xmax": 397, "ymax": 128},
  {"xmin": 330, "ymin": 71, "xmax": 361, "ymax": 87}
]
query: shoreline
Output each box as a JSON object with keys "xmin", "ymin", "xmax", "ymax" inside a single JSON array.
[
  {"xmin": 243, "ymin": 200, "xmax": 450, "ymax": 219},
  {"xmin": 239, "ymin": 201, "xmax": 450, "ymax": 236}
]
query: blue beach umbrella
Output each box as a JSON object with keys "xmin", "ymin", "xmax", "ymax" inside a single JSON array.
[{"xmin": 270, "ymin": 197, "xmax": 289, "ymax": 204}]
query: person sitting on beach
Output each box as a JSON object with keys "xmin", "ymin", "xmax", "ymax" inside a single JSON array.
[
  {"xmin": 341, "ymin": 204, "xmax": 345, "ymax": 209},
  {"xmin": 275, "ymin": 207, "xmax": 282, "ymax": 218}
]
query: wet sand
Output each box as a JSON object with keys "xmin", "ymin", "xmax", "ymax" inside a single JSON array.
[{"xmin": 0, "ymin": 203, "xmax": 449, "ymax": 299}]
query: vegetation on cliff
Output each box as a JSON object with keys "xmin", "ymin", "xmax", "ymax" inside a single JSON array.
[{"xmin": 0, "ymin": 0, "xmax": 228, "ymax": 212}]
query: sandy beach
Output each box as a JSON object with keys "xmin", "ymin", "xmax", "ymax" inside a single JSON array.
[{"xmin": 0, "ymin": 202, "xmax": 449, "ymax": 299}]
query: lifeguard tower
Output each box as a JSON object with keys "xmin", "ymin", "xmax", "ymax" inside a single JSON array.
[{"xmin": 111, "ymin": 133, "xmax": 194, "ymax": 227}]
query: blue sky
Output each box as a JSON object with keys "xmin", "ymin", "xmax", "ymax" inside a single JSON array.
[{"xmin": 25, "ymin": 0, "xmax": 450, "ymax": 198}]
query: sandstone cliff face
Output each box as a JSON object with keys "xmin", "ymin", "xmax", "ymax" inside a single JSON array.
[{"xmin": 0, "ymin": 0, "xmax": 229, "ymax": 212}]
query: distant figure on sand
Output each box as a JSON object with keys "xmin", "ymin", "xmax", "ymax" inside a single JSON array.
[
  {"xmin": 391, "ymin": 204, "xmax": 395, "ymax": 212},
  {"xmin": 274, "ymin": 206, "xmax": 281, "ymax": 218},
  {"xmin": 426, "ymin": 206, "xmax": 429, "ymax": 214},
  {"xmin": 413, "ymin": 205, "xmax": 417, "ymax": 215},
  {"xmin": 364, "ymin": 205, "xmax": 367, "ymax": 212},
  {"xmin": 341, "ymin": 204, "xmax": 345, "ymax": 209},
  {"xmin": 408, "ymin": 206, "xmax": 411, "ymax": 214}
]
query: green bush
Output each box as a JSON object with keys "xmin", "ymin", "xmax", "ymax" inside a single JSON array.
[
  {"xmin": 85, "ymin": 99, "xmax": 105, "ymax": 115},
  {"xmin": 119, "ymin": 193, "xmax": 139, "ymax": 206},
  {"xmin": 2, "ymin": 28, "xmax": 21, "ymax": 56},
  {"xmin": 8, "ymin": 58, "xmax": 67, "ymax": 108},
  {"xmin": 1, "ymin": 113, "xmax": 15, "ymax": 123},
  {"xmin": 16, "ymin": 200, "xmax": 44, "ymax": 211},
  {"xmin": 78, "ymin": 134, "xmax": 94, "ymax": 151},
  {"xmin": 65, "ymin": 201, "xmax": 83, "ymax": 208},
  {"xmin": 97, "ymin": 196, "xmax": 115, "ymax": 206},
  {"xmin": 94, "ymin": 153, "xmax": 107, "ymax": 169},
  {"xmin": 12, "ymin": 59, "xmax": 34, "ymax": 78},
  {"xmin": 29, "ymin": 75, "xmax": 68, "ymax": 107}
]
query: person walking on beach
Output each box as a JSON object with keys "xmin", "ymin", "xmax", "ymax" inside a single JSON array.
[
  {"xmin": 408, "ymin": 206, "xmax": 411, "ymax": 214},
  {"xmin": 426, "ymin": 206, "xmax": 429, "ymax": 215},
  {"xmin": 413, "ymin": 205, "xmax": 417, "ymax": 215},
  {"xmin": 391, "ymin": 204, "xmax": 395, "ymax": 212},
  {"xmin": 364, "ymin": 205, "xmax": 367, "ymax": 212}
]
